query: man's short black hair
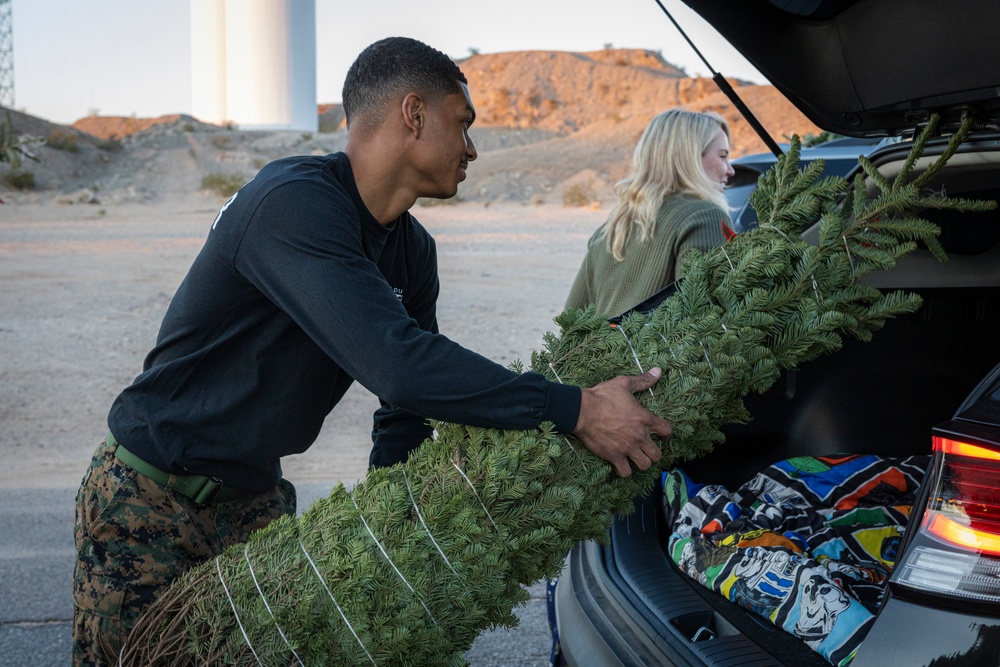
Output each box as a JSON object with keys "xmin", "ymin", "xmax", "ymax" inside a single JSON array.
[{"xmin": 342, "ymin": 37, "xmax": 468, "ymax": 130}]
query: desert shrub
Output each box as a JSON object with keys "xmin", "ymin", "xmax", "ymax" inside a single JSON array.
[
  {"xmin": 210, "ymin": 134, "xmax": 232, "ymax": 149},
  {"xmin": 183, "ymin": 123, "xmax": 195, "ymax": 133},
  {"xmin": 562, "ymin": 180, "xmax": 596, "ymax": 207},
  {"xmin": 251, "ymin": 157, "xmax": 267, "ymax": 171},
  {"xmin": 300, "ymin": 133, "xmax": 313, "ymax": 142},
  {"xmin": 46, "ymin": 129, "xmax": 80, "ymax": 153},
  {"xmin": 4, "ymin": 168, "xmax": 36, "ymax": 190},
  {"xmin": 200, "ymin": 173, "xmax": 245, "ymax": 197},
  {"xmin": 97, "ymin": 136, "xmax": 123, "ymax": 152}
]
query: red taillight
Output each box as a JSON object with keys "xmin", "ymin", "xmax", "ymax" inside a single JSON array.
[
  {"xmin": 895, "ymin": 435, "xmax": 1000, "ymax": 605},
  {"xmin": 926, "ymin": 436, "xmax": 1000, "ymax": 556},
  {"xmin": 926, "ymin": 513, "xmax": 1000, "ymax": 555},
  {"xmin": 935, "ymin": 436, "xmax": 1000, "ymax": 462}
]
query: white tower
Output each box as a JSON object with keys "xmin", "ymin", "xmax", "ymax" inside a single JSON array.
[
  {"xmin": 190, "ymin": 0, "xmax": 317, "ymax": 132},
  {"xmin": 0, "ymin": 0, "xmax": 13, "ymax": 108}
]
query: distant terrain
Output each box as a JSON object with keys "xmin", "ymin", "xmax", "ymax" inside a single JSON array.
[{"xmin": 1, "ymin": 48, "xmax": 821, "ymax": 207}]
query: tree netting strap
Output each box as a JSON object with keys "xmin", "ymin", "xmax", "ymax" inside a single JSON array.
[
  {"xmin": 844, "ymin": 235, "xmax": 856, "ymax": 271},
  {"xmin": 613, "ymin": 325, "xmax": 654, "ymax": 397},
  {"xmin": 297, "ymin": 538, "xmax": 377, "ymax": 666},
  {"xmin": 699, "ymin": 339, "xmax": 715, "ymax": 371},
  {"xmin": 450, "ymin": 461, "xmax": 498, "ymax": 528},
  {"xmin": 217, "ymin": 556, "xmax": 264, "ymax": 666},
  {"xmin": 243, "ymin": 545, "xmax": 305, "ymax": 666},
  {"xmin": 721, "ymin": 246, "xmax": 735, "ymax": 271},
  {"xmin": 653, "ymin": 329, "xmax": 686, "ymax": 380},
  {"xmin": 401, "ymin": 466, "xmax": 459, "ymax": 575},
  {"xmin": 349, "ymin": 493, "xmax": 438, "ymax": 625}
]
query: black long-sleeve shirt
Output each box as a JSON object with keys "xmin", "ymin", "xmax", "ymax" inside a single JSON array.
[{"xmin": 107, "ymin": 152, "xmax": 580, "ymax": 492}]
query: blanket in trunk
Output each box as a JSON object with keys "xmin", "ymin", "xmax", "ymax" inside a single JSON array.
[{"xmin": 662, "ymin": 454, "xmax": 929, "ymax": 666}]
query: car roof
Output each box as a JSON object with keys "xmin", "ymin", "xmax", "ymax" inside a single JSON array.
[
  {"xmin": 732, "ymin": 137, "xmax": 884, "ymax": 164},
  {"xmin": 679, "ymin": 0, "xmax": 1000, "ymax": 137},
  {"xmin": 732, "ymin": 136, "xmax": 882, "ymax": 172}
]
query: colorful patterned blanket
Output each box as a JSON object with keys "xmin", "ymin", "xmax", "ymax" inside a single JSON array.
[{"xmin": 662, "ymin": 454, "xmax": 929, "ymax": 666}]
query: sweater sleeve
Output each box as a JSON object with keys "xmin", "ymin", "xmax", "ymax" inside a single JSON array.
[{"xmin": 236, "ymin": 179, "xmax": 582, "ymax": 435}]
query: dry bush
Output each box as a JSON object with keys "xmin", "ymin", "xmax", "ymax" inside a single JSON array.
[
  {"xmin": 46, "ymin": 129, "xmax": 80, "ymax": 153},
  {"xmin": 200, "ymin": 173, "xmax": 245, "ymax": 197},
  {"xmin": 562, "ymin": 180, "xmax": 596, "ymax": 207},
  {"xmin": 4, "ymin": 168, "xmax": 36, "ymax": 190},
  {"xmin": 97, "ymin": 136, "xmax": 123, "ymax": 152}
]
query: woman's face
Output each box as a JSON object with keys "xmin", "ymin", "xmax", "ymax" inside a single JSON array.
[{"xmin": 701, "ymin": 129, "xmax": 735, "ymax": 193}]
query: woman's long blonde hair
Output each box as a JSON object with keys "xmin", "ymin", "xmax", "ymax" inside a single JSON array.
[{"xmin": 602, "ymin": 109, "xmax": 731, "ymax": 261}]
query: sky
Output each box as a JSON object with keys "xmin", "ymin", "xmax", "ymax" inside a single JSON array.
[{"xmin": 11, "ymin": 0, "xmax": 765, "ymax": 126}]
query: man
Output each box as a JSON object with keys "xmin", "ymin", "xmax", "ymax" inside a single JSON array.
[{"xmin": 73, "ymin": 36, "xmax": 672, "ymax": 665}]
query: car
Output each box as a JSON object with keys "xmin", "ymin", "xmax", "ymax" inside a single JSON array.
[
  {"xmin": 726, "ymin": 137, "xmax": 882, "ymax": 234},
  {"xmin": 549, "ymin": 1, "xmax": 1000, "ymax": 665}
]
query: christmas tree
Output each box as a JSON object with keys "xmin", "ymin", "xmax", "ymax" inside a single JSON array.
[{"xmin": 122, "ymin": 116, "xmax": 995, "ymax": 666}]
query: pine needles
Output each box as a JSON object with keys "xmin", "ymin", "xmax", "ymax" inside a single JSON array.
[{"xmin": 121, "ymin": 116, "xmax": 996, "ymax": 666}]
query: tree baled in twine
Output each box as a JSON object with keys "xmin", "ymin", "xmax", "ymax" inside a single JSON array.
[{"xmin": 122, "ymin": 117, "xmax": 995, "ymax": 666}]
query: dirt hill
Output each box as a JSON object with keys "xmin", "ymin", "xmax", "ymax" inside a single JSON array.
[{"xmin": 1, "ymin": 48, "xmax": 822, "ymax": 206}]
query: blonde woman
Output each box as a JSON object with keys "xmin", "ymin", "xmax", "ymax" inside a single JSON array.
[{"xmin": 566, "ymin": 109, "xmax": 735, "ymax": 316}]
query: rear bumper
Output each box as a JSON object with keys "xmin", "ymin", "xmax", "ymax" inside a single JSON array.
[{"xmin": 850, "ymin": 589, "xmax": 1000, "ymax": 665}]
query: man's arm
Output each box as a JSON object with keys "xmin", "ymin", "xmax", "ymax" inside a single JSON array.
[{"xmin": 573, "ymin": 367, "xmax": 672, "ymax": 477}]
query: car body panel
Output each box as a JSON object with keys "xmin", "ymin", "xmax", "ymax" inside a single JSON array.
[{"xmin": 849, "ymin": 597, "xmax": 1000, "ymax": 667}]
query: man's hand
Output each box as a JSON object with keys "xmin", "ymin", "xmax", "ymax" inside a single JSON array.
[{"xmin": 573, "ymin": 368, "xmax": 672, "ymax": 477}]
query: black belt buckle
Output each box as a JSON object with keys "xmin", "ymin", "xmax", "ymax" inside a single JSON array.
[{"xmin": 192, "ymin": 477, "xmax": 226, "ymax": 506}]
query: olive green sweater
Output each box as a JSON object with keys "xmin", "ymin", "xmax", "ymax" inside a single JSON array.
[{"xmin": 566, "ymin": 193, "xmax": 731, "ymax": 317}]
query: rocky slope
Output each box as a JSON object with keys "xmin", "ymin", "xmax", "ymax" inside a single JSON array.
[{"xmin": 1, "ymin": 48, "xmax": 822, "ymax": 206}]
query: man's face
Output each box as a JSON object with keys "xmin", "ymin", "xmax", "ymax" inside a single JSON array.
[{"xmin": 414, "ymin": 82, "xmax": 478, "ymax": 199}]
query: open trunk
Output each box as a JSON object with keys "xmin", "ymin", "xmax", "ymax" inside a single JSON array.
[{"xmin": 553, "ymin": 134, "xmax": 1000, "ymax": 667}]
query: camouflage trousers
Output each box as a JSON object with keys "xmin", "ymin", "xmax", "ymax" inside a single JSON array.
[{"xmin": 72, "ymin": 435, "xmax": 296, "ymax": 666}]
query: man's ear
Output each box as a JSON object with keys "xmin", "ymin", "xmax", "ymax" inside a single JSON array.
[{"xmin": 401, "ymin": 93, "xmax": 425, "ymax": 137}]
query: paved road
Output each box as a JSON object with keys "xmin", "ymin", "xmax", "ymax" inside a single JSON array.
[{"xmin": 0, "ymin": 483, "xmax": 554, "ymax": 667}]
